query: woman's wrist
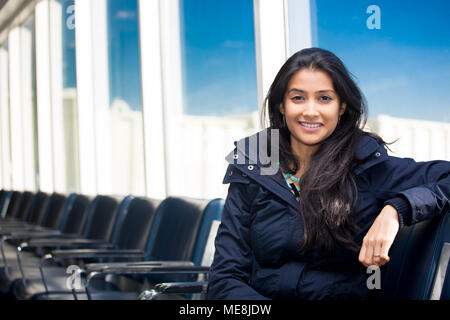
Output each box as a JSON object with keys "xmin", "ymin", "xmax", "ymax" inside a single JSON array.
[{"xmin": 384, "ymin": 197, "xmax": 412, "ymax": 228}]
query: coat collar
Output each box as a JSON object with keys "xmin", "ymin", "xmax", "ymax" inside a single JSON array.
[{"xmin": 224, "ymin": 129, "xmax": 388, "ymax": 210}]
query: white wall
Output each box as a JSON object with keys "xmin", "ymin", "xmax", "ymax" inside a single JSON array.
[{"xmin": 368, "ymin": 115, "xmax": 450, "ymax": 161}]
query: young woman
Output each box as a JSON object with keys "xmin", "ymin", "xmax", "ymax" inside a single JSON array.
[{"xmin": 206, "ymin": 48, "xmax": 450, "ymax": 300}]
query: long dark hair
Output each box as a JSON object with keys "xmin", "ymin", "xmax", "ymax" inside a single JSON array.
[{"xmin": 263, "ymin": 47, "xmax": 385, "ymax": 256}]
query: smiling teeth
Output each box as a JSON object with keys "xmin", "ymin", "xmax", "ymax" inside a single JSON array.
[{"xmin": 300, "ymin": 122, "xmax": 321, "ymax": 128}]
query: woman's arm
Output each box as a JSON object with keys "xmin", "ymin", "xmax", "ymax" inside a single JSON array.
[
  {"xmin": 206, "ymin": 179, "xmax": 270, "ymax": 300},
  {"xmin": 382, "ymin": 158, "xmax": 450, "ymax": 227},
  {"xmin": 359, "ymin": 157, "xmax": 450, "ymax": 267}
]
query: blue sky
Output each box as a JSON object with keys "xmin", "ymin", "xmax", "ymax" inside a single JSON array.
[
  {"xmin": 179, "ymin": 0, "xmax": 257, "ymax": 116},
  {"xmin": 107, "ymin": 0, "xmax": 142, "ymax": 111},
  {"xmin": 62, "ymin": 0, "xmax": 76, "ymax": 89},
  {"xmin": 63, "ymin": 0, "xmax": 143, "ymax": 111},
  {"xmin": 313, "ymin": 0, "xmax": 450, "ymax": 122}
]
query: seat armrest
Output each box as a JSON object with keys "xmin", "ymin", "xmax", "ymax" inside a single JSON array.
[
  {"xmin": 138, "ymin": 281, "xmax": 208, "ymax": 300},
  {"xmin": 155, "ymin": 281, "xmax": 208, "ymax": 294},
  {"xmin": 27, "ymin": 238, "xmax": 113, "ymax": 249},
  {"xmin": 83, "ymin": 262, "xmax": 207, "ymax": 300},
  {"xmin": 88, "ymin": 264, "xmax": 209, "ymax": 274},
  {"xmin": 0, "ymin": 224, "xmax": 39, "ymax": 232},
  {"xmin": 84, "ymin": 260, "xmax": 195, "ymax": 272},
  {"xmin": 2, "ymin": 230, "xmax": 62, "ymax": 239},
  {"xmin": 50, "ymin": 248, "xmax": 146, "ymax": 260}
]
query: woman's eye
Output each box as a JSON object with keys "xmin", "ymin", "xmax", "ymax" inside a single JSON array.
[
  {"xmin": 291, "ymin": 96, "xmax": 304, "ymax": 101},
  {"xmin": 319, "ymin": 96, "xmax": 332, "ymax": 102}
]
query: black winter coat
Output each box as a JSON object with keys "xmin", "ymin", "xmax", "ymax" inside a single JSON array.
[{"xmin": 206, "ymin": 129, "xmax": 450, "ymax": 300}]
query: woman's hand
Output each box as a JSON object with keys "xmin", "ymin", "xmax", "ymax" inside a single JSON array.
[{"xmin": 358, "ymin": 205, "xmax": 400, "ymax": 267}]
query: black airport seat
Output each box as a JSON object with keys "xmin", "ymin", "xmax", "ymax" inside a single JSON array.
[
  {"xmin": 0, "ymin": 190, "xmax": 12, "ymax": 219},
  {"xmin": 138, "ymin": 198, "xmax": 224, "ymax": 300},
  {"xmin": 0, "ymin": 194, "xmax": 123, "ymax": 297},
  {"xmin": 1, "ymin": 192, "xmax": 67, "ymax": 248},
  {"xmin": 0, "ymin": 192, "xmax": 51, "ymax": 233},
  {"xmin": 25, "ymin": 196, "xmax": 210, "ymax": 300},
  {"xmin": 0, "ymin": 193, "xmax": 68, "ymax": 294},
  {"xmin": 77, "ymin": 197, "xmax": 223, "ymax": 300},
  {"xmin": 0, "ymin": 191, "xmax": 23, "ymax": 224},
  {"xmin": 19, "ymin": 196, "xmax": 164, "ymax": 300},
  {"xmin": 379, "ymin": 210, "xmax": 450, "ymax": 300},
  {"xmin": 0, "ymin": 191, "xmax": 34, "ymax": 228},
  {"xmin": 10, "ymin": 194, "xmax": 133, "ymax": 299}
]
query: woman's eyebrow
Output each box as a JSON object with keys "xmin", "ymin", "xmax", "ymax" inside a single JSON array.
[
  {"xmin": 287, "ymin": 88, "xmax": 336, "ymax": 94},
  {"xmin": 316, "ymin": 89, "xmax": 336, "ymax": 94}
]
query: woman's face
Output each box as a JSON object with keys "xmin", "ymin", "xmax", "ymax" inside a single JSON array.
[{"xmin": 280, "ymin": 68, "xmax": 346, "ymax": 149}]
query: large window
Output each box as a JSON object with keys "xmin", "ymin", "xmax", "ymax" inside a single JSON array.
[
  {"xmin": 163, "ymin": 0, "xmax": 259, "ymax": 199},
  {"xmin": 50, "ymin": 0, "xmax": 80, "ymax": 193},
  {"xmin": 311, "ymin": 0, "xmax": 450, "ymax": 123},
  {"xmin": 105, "ymin": 0, "xmax": 145, "ymax": 195},
  {"xmin": 303, "ymin": 0, "xmax": 450, "ymax": 161},
  {"xmin": 179, "ymin": 0, "xmax": 258, "ymax": 116}
]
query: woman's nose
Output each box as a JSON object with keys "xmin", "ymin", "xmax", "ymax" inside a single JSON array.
[{"xmin": 303, "ymin": 101, "xmax": 319, "ymax": 116}]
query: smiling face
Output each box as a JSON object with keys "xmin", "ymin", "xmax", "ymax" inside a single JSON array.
[{"xmin": 280, "ymin": 68, "xmax": 346, "ymax": 156}]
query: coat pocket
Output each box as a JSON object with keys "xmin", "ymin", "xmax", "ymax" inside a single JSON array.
[
  {"xmin": 297, "ymin": 267, "xmax": 368, "ymax": 300},
  {"xmin": 251, "ymin": 261, "xmax": 306, "ymax": 299}
]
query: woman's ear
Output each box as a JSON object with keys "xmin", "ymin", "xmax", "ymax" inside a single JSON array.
[
  {"xmin": 340, "ymin": 102, "xmax": 347, "ymax": 116},
  {"xmin": 279, "ymin": 104, "xmax": 284, "ymax": 115}
]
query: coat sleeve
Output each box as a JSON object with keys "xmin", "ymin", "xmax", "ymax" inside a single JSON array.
[
  {"xmin": 206, "ymin": 167, "xmax": 270, "ymax": 300},
  {"xmin": 379, "ymin": 156, "xmax": 450, "ymax": 227}
]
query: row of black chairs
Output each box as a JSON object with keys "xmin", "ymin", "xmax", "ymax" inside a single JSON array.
[
  {"xmin": 0, "ymin": 189, "xmax": 223, "ymax": 300},
  {"xmin": 1, "ymin": 188, "xmax": 449, "ymax": 300}
]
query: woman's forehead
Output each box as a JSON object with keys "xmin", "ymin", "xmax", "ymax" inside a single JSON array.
[{"xmin": 286, "ymin": 69, "xmax": 335, "ymax": 92}]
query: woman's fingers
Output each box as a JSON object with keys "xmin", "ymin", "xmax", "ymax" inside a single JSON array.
[
  {"xmin": 359, "ymin": 205, "xmax": 399, "ymax": 267},
  {"xmin": 358, "ymin": 241, "xmax": 367, "ymax": 266},
  {"xmin": 365, "ymin": 238, "xmax": 375, "ymax": 267},
  {"xmin": 360, "ymin": 235, "xmax": 391, "ymax": 267},
  {"xmin": 359, "ymin": 236, "xmax": 375, "ymax": 267},
  {"xmin": 378, "ymin": 237, "xmax": 392, "ymax": 266},
  {"xmin": 374, "ymin": 239, "xmax": 391, "ymax": 266},
  {"xmin": 372, "ymin": 240, "xmax": 383, "ymax": 266}
]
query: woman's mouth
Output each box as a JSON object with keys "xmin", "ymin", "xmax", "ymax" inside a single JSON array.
[
  {"xmin": 298, "ymin": 122, "xmax": 323, "ymax": 132},
  {"xmin": 299, "ymin": 122, "xmax": 322, "ymax": 128}
]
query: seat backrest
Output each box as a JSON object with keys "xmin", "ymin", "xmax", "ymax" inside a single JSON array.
[
  {"xmin": 146, "ymin": 197, "xmax": 210, "ymax": 261},
  {"xmin": 82, "ymin": 195, "xmax": 124, "ymax": 241},
  {"xmin": 14, "ymin": 191, "xmax": 35, "ymax": 221},
  {"xmin": 200, "ymin": 220, "xmax": 221, "ymax": 267},
  {"xmin": 440, "ymin": 253, "xmax": 450, "ymax": 299},
  {"xmin": 112, "ymin": 196, "xmax": 162, "ymax": 250},
  {"xmin": 106, "ymin": 195, "xmax": 134, "ymax": 243},
  {"xmin": 40, "ymin": 193, "xmax": 68, "ymax": 229},
  {"xmin": 60, "ymin": 194, "xmax": 92, "ymax": 235},
  {"xmin": 56, "ymin": 193, "xmax": 78, "ymax": 231},
  {"xmin": 26, "ymin": 192, "xmax": 51, "ymax": 225},
  {"xmin": 0, "ymin": 189, "xmax": 5, "ymax": 212},
  {"xmin": 4, "ymin": 191, "xmax": 23, "ymax": 219},
  {"xmin": 380, "ymin": 211, "xmax": 450, "ymax": 300},
  {"xmin": 192, "ymin": 198, "xmax": 224, "ymax": 266},
  {"xmin": 0, "ymin": 190, "xmax": 12, "ymax": 218}
]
